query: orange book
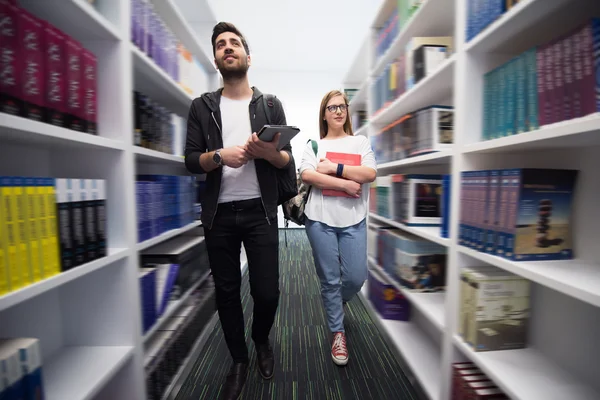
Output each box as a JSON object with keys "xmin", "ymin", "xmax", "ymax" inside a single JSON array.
[{"xmin": 322, "ymin": 152, "xmax": 362, "ymax": 197}]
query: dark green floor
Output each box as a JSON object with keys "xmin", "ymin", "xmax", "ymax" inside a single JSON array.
[{"xmin": 176, "ymin": 230, "xmax": 420, "ymax": 400}]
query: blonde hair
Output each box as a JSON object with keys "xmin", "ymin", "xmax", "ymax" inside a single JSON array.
[{"xmin": 319, "ymin": 90, "xmax": 354, "ymax": 139}]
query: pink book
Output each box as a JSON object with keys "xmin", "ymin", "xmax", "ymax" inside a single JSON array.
[
  {"xmin": 0, "ymin": 0, "xmax": 21, "ymax": 116},
  {"xmin": 82, "ymin": 48, "xmax": 97, "ymax": 134},
  {"xmin": 20, "ymin": 8, "xmax": 45, "ymax": 122},
  {"xmin": 322, "ymin": 152, "xmax": 361, "ymax": 197},
  {"xmin": 44, "ymin": 22, "xmax": 66, "ymax": 127},
  {"xmin": 65, "ymin": 36, "xmax": 84, "ymax": 131}
]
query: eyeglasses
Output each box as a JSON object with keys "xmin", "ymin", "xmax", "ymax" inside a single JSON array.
[{"xmin": 326, "ymin": 104, "xmax": 348, "ymax": 113}]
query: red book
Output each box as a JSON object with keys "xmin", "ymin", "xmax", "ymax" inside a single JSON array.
[
  {"xmin": 82, "ymin": 48, "xmax": 97, "ymax": 134},
  {"xmin": 322, "ymin": 152, "xmax": 361, "ymax": 197},
  {"xmin": 20, "ymin": 8, "xmax": 45, "ymax": 122}
]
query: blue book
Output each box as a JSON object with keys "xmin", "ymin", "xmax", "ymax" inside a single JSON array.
[
  {"xmin": 139, "ymin": 268, "xmax": 157, "ymax": 333},
  {"xmin": 515, "ymin": 53, "xmax": 527, "ymax": 134},
  {"xmin": 441, "ymin": 174, "xmax": 451, "ymax": 239},
  {"xmin": 485, "ymin": 170, "xmax": 502, "ymax": 254}
]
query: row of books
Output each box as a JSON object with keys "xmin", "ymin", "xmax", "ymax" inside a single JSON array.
[
  {"xmin": 370, "ymin": 105, "xmax": 454, "ymax": 163},
  {"xmin": 136, "ymin": 175, "xmax": 197, "ymax": 243},
  {"xmin": 452, "ymin": 362, "xmax": 509, "ymax": 399},
  {"xmin": 0, "ymin": 0, "xmax": 97, "ymax": 133},
  {"xmin": 371, "ymin": 224, "xmax": 447, "ymax": 292},
  {"xmin": 145, "ymin": 278, "xmax": 216, "ymax": 400},
  {"xmin": 372, "ymin": 36, "xmax": 454, "ymax": 114},
  {"xmin": 467, "ymin": 0, "xmax": 521, "ymax": 42},
  {"xmin": 0, "ymin": 338, "xmax": 44, "ymax": 400},
  {"xmin": 133, "ymin": 91, "xmax": 179, "ymax": 155},
  {"xmin": 374, "ymin": 0, "xmax": 425, "ymax": 60},
  {"xmin": 482, "ymin": 18, "xmax": 600, "ymax": 141},
  {"xmin": 460, "ymin": 168, "xmax": 578, "ymax": 262},
  {"xmin": 130, "ymin": 0, "xmax": 205, "ymax": 97},
  {"xmin": 0, "ymin": 177, "xmax": 107, "ymax": 296},
  {"xmin": 139, "ymin": 230, "xmax": 211, "ymax": 335},
  {"xmin": 367, "ymin": 266, "xmax": 411, "ymax": 321},
  {"xmin": 371, "ymin": 174, "xmax": 447, "ymax": 227},
  {"xmin": 458, "ymin": 265, "xmax": 530, "ymax": 352}
]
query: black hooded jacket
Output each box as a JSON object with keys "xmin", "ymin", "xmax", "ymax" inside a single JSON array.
[{"xmin": 184, "ymin": 87, "xmax": 292, "ymax": 229}]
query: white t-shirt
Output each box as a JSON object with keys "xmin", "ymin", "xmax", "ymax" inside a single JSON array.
[
  {"xmin": 299, "ymin": 134, "xmax": 377, "ymax": 228},
  {"xmin": 218, "ymin": 96, "xmax": 261, "ymax": 203}
]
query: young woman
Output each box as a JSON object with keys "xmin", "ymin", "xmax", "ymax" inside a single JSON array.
[{"xmin": 299, "ymin": 90, "xmax": 377, "ymax": 366}]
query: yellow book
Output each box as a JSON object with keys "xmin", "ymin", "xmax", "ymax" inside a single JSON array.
[
  {"xmin": 2, "ymin": 177, "xmax": 23, "ymax": 291},
  {"xmin": 25, "ymin": 178, "xmax": 42, "ymax": 282},
  {"xmin": 45, "ymin": 178, "xmax": 61, "ymax": 276},
  {"xmin": 36, "ymin": 178, "xmax": 51, "ymax": 278},
  {"xmin": 14, "ymin": 178, "xmax": 32, "ymax": 286},
  {"xmin": 0, "ymin": 178, "xmax": 8, "ymax": 295}
]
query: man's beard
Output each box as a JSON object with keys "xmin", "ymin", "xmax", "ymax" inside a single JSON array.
[{"xmin": 217, "ymin": 57, "xmax": 249, "ymax": 81}]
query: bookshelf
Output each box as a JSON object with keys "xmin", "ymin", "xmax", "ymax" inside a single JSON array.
[
  {"xmin": 345, "ymin": 0, "xmax": 600, "ymax": 399},
  {"xmin": 0, "ymin": 0, "xmax": 232, "ymax": 399}
]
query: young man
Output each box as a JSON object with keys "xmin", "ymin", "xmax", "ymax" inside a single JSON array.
[{"xmin": 184, "ymin": 22, "xmax": 293, "ymax": 400}]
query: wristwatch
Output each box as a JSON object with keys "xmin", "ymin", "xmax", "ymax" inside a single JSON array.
[{"xmin": 213, "ymin": 149, "xmax": 223, "ymax": 166}]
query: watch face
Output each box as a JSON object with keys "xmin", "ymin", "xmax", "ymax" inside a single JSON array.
[{"xmin": 213, "ymin": 151, "xmax": 222, "ymax": 165}]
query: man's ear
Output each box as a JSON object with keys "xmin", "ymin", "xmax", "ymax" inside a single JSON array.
[
  {"xmin": 247, "ymin": 54, "xmax": 252, "ymax": 67},
  {"xmin": 214, "ymin": 58, "xmax": 219, "ymax": 70}
]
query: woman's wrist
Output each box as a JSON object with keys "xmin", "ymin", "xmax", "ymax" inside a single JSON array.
[{"xmin": 336, "ymin": 163, "xmax": 344, "ymax": 178}]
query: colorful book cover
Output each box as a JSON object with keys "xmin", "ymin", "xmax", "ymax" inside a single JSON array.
[
  {"xmin": 322, "ymin": 152, "xmax": 362, "ymax": 197},
  {"xmin": 543, "ymin": 41, "xmax": 555, "ymax": 125},
  {"xmin": 572, "ymin": 25, "xmax": 584, "ymax": 118},
  {"xmin": 20, "ymin": 9, "xmax": 45, "ymax": 122},
  {"xmin": 500, "ymin": 169, "xmax": 522, "ymax": 259},
  {"xmin": 579, "ymin": 18, "xmax": 600, "ymax": 117},
  {"xmin": 441, "ymin": 174, "xmax": 451, "ymax": 238},
  {"xmin": 82, "ymin": 49, "xmax": 97, "ymax": 134},
  {"xmin": 65, "ymin": 37, "xmax": 84, "ymax": 131},
  {"xmin": 485, "ymin": 170, "xmax": 501, "ymax": 254},
  {"xmin": 505, "ymin": 59, "xmax": 516, "ymax": 136},
  {"xmin": 45, "ymin": 178, "xmax": 60, "ymax": 276},
  {"xmin": 44, "ymin": 22, "xmax": 66, "ymax": 127},
  {"xmin": 494, "ymin": 170, "xmax": 510, "ymax": 256},
  {"xmin": 0, "ymin": 1, "xmax": 22, "ymax": 116},
  {"xmin": 0, "ymin": 179, "xmax": 8, "ymax": 295},
  {"xmin": 507, "ymin": 169, "xmax": 578, "ymax": 261},
  {"xmin": 562, "ymin": 33, "xmax": 574, "ymax": 122},
  {"xmin": 553, "ymin": 36, "xmax": 565, "ymax": 124},
  {"xmin": 12, "ymin": 178, "xmax": 31, "ymax": 286}
]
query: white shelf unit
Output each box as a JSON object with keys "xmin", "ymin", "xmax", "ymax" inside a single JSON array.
[
  {"xmin": 344, "ymin": 0, "xmax": 600, "ymax": 399},
  {"xmin": 0, "ymin": 1, "xmax": 227, "ymax": 399}
]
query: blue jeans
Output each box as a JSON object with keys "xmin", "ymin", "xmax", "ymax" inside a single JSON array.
[{"xmin": 305, "ymin": 218, "xmax": 368, "ymax": 333}]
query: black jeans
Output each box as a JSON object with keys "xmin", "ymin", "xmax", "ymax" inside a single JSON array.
[{"xmin": 204, "ymin": 197, "xmax": 280, "ymax": 363}]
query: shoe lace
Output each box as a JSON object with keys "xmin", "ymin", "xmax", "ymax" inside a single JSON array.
[{"xmin": 332, "ymin": 333, "xmax": 347, "ymax": 355}]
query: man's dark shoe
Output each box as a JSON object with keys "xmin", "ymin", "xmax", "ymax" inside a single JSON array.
[
  {"xmin": 256, "ymin": 342, "xmax": 275, "ymax": 380},
  {"xmin": 220, "ymin": 362, "xmax": 248, "ymax": 400}
]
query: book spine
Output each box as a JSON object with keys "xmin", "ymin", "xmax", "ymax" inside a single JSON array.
[
  {"xmin": 13, "ymin": 177, "xmax": 32, "ymax": 286},
  {"xmin": 495, "ymin": 170, "xmax": 510, "ymax": 256},
  {"xmin": 496, "ymin": 64, "xmax": 506, "ymax": 138},
  {"xmin": 0, "ymin": 1, "xmax": 22, "ymax": 116},
  {"xmin": 485, "ymin": 170, "xmax": 500, "ymax": 254},
  {"xmin": 459, "ymin": 172, "xmax": 465, "ymax": 246},
  {"xmin": 56, "ymin": 179, "xmax": 74, "ymax": 270},
  {"xmin": 35, "ymin": 178, "xmax": 48, "ymax": 279},
  {"xmin": 543, "ymin": 42, "xmax": 555, "ymax": 125},
  {"xmin": 0, "ymin": 177, "xmax": 8, "ymax": 294},
  {"xmin": 94, "ymin": 179, "xmax": 107, "ymax": 258},
  {"xmin": 71, "ymin": 179, "xmax": 86, "ymax": 265},
  {"xmin": 526, "ymin": 47, "xmax": 539, "ymax": 131},
  {"xmin": 505, "ymin": 59, "xmax": 515, "ymax": 136},
  {"xmin": 536, "ymin": 45, "xmax": 546, "ymax": 126},
  {"xmin": 553, "ymin": 36, "xmax": 565, "ymax": 124},
  {"xmin": 479, "ymin": 171, "xmax": 491, "ymax": 251},
  {"xmin": 25, "ymin": 177, "xmax": 42, "ymax": 282},
  {"xmin": 572, "ymin": 25, "xmax": 584, "ymax": 118},
  {"xmin": 45, "ymin": 23, "xmax": 66, "ymax": 127},
  {"xmin": 592, "ymin": 18, "xmax": 600, "ymax": 115},
  {"xmin": 82, "ymin": 49, "xmax": 97, "ymax": 134},
  {"xmin": 482, "ymin": 71, "xmax": 490, "ymax": 140},
  {"xmin": 45, "ymin": 178, "xmax": 61, "ymax": 276},
  {"xmin": 16, "ymin": 339, "xmax": 44, "ymax": 400},
  {"xmin": 2, "ymin": 177, "xmax": 22, "ymax": 290},
  {"xmin": 515, "ymin": 54, "xmax": 527, "ymax": 134},
  {"xmin": 562, "ymin": 33, "xmax": 574, "ymax": 122},
  {"xmin": 504, "ymin": 169, "xmax": 522, "ymax": 260},
  {"xmin": 83, "ymin": 179, "xmax": 97, "ymax": 261},
  {"xmin": 20, "ymin": 10, "xmax": 45, "ymax": 122},
  {"xmin": 580, "ymin": 21, "xmax": 595, "ymax": 116},
  {"xmin": 464, "ymin": 172, "xmax": 473, "ymax": 247},
  {"xmin": 65, "ymin": 37, "xmax": 84, "ymax": 131}
]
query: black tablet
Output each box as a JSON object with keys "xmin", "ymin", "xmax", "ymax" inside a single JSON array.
[{"xmin": 257, "ymin": 125, "xmax": 301, "ymax": 151}]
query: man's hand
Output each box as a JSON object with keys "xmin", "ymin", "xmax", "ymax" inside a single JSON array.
[
  {"xmin": 343, "ymin": 180, "xmax": 362, "ymax": 198},
  {"xmin": 221, "ymin": 146, "xmax": 249, "ymax": 168},
  {"xmin": 317, "ymin": 158, "xmax": 337, "ymax": 176},
  {"xmin": 245, "ymin": 132, "xmax": 280, "ymax": 161}
]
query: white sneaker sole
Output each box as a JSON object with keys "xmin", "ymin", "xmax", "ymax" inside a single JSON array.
[{"xmin": 332, "ymin": 353, "xmax": 349, "ymax": 366}]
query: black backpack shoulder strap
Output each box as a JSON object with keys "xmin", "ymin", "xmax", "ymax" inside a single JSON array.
[{"xmin": 262, "ymin": 94, "xmax": 276, "ymax": 125}]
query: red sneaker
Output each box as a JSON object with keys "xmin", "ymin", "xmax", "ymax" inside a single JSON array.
[{"xmin": 331, "ymin": 332, "xmax": 348, "ymax": 366}]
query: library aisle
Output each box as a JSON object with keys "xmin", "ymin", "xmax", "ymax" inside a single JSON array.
[{"xmin": 175, "ymin": 230, "xmax": 421, "ymax": 400}]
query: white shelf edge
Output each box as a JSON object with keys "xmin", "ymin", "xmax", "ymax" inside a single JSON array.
[
  {"xmin": 137, "ymin": 222, "xmax": 202, "ymax": 251},
  {"xmin": 0, "ymin": 113, "xmax": 126, "ymax": 150},
  {"xmin": 45, "ymin": 345, "xmax": 134, "ymax": 400},
  {"xmin": 134, "ymin": 147, "xmax": 185, "ymax": 164},
  {"xmin": 368, "ymin": 256, "xmax": 446, "ymax": 331},
  {"xmin": 453, "ymin": 335, "xmax": 600, "ymax": 400},
  {"xmin": 370, "ymin": 55, "xmax": 456, "ymax": 126},
  {"xmin": 0, "ymin": 248, "xmax": 129, "ymax": 313},
  {"xmin": 459, "ymin": 246, "xmax": 600, "ymax": 308},
  {"xmin": 359, "ymin": 289, "xmax": 442, "ymax": 400},
  {"xmin": 377, "ymin": 151, "xmax": 453, "ymax": 170},
  {"xmin": 369, "ymin": 214, "xmax": 450, "ymax": 247},
  {"xmin": 462, "ymin": 114, "xmax": 600, "ymax": 154},
  {"xmin": 143, "ymin": 270, "xmax": 211, "ymax": 343}
]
